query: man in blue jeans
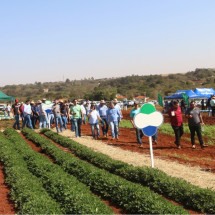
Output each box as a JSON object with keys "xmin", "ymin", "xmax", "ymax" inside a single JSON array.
[
  {"xmin": 107, "ymin": 101, "xmax": 121, "ymax": 140},
  {"xmin": 97, "ymin": 100, "xmax": 109, "ymax": 137},
  {"xmin": 22, "ymin": 99, "xmax": 33, "ymax": 129},
  {"xmin": 69, "ymin": 99, "xmax": 83, "ymax": 137},
  {"xmin": 12, "ymin": 99, "xmax": 20, "ymax": 130},
  {"xmin": 185, "ymin": 101, "xmax": 208, "ymax": 149},
  {"xmin": 130, "ymin": 101, "xmax": 158, "ymax": 147},
  {"xmin": 52, "ymin": 99, "xmax": 64, "ymax": 133}
]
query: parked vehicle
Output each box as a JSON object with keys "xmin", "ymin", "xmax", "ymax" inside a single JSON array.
[{"xmin": 0, "ymin": 104, "xmax": 6, "ymax": 111}]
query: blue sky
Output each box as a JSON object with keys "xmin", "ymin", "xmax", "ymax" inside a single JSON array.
[{"xmin": 0, "ymin": 0, "xmax": 215, "ymax": 85}]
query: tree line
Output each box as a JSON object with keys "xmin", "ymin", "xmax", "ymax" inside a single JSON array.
[{"xmin": 1, "ymin": 68, "xmax": 215, "ymax": 101}]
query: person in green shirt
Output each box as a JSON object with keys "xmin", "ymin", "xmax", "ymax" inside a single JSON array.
[{"xmin": 69, "ymin": 99, "xmax": 83, "ymax": 137}]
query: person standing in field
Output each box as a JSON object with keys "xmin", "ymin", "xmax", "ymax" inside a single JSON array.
[
  {"xmin": 185, "ymin": 101, "xmax": 208, "ymax": 149},
  {"xmin": 113, "ymin": 99, "xmax": 123, "ymax": 135},
  {"xmin": 130, "ymin": 101, "xmax": 144, "ymax": 147},
  {"xmin": 12, "ymin": 99, "xmax": 20, "ymax": 130},
  {"xmin": 69, "ymin": 99, "xmax": 83, "ymax": 137},
  {"xmin": 168, "ymin": 100, "xmax": 183, "ymax": 149},
  {"xmin": 60, "ymin": 100, "xmax": 69, "ymax": 130},
  {"xmin": 19, "ymin": 102, "xmax": 24, "ymax": 122},
  {"xmin": 52, "ymin": 99, "xmax": 64, "ymax": 133},
  {"xmin": 37, "ymin": 100, "xmax": 48, "ymax": 129},
  {"xmin": 22, "ymin": 99, "xmax": 33, "ymax": 129},
  {"xmin": 80, "ymin": 101, "xmax": 87, "ymax": 124},
  {"xmin": 130, "ymin": 101, "xmax": 158, "ymax": 147},
  {"xmin": 97, "ymin": 100, "xmax": 109, "ymax": 137},
  {"xmin": 210, "ymin": 95, "xmax": 215, "ymax": 117},
  {"xmin": 30, "ymin": 101, "xmax": 38, "ymax": 129},
  {"xmin": 88, "ymin": 104, "xmax": 102, "ymax": 139},
  {"xmin": 107, "ymin": 101, "xmax": 121, "ymax": 140},
  {"xmin": 5, "ymin": 103, "xmax": 11, "ymax": 117}
]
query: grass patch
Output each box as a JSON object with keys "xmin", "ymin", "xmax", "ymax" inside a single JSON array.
[{"xmin": 120, "ymin": 119, "xmax": 215, "ymax": 145}]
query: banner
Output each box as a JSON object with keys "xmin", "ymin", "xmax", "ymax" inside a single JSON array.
[
  {"xmin": 182, "ymin": 93, "xmax": 189, "ymax": 106},
  {"xmin": 157, "ymin": 94, "xmax": 163, "ymax": 107}
]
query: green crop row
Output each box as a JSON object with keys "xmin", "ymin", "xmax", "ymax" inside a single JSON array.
[
  {"xmin": 3, "ymin": 128, "xmax": 113, "ymax": 214},
  {"xmin": 0, "ymin": 132, "xmax": 63, "ymax": 214},
  {"xmin": 41, "ymin": 129, "xmax": 215, "ymax": 214},
  {"xmin": 21, "ymin": 128, "xmax": 188, "ymax": 214}
]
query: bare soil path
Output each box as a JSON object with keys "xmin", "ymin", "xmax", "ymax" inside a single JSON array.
[
  {"xmin": 58, "ymin": 124, "xmax": 215, "ymax": 191},
  {"xmin": 0, "ymin": 164, "xmax": 15, "ymax": 214}
]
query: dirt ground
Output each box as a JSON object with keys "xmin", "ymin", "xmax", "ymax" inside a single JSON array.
[{"xmin": 81, "ymin": 125, "xmax": 215, "ymax": 172}]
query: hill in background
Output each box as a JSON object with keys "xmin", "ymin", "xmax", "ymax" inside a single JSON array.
[{"xmin": 1, "ymin": 68, "xmax": 215, "ymax": 101}]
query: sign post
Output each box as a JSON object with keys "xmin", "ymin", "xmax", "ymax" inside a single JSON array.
[
  {"xmin": 133, "ymin": 103, "xmax": 163, "ymax": 168},
  {"xmin": 149, "ymin": 136, "xmax": 154, "ymax": 168}
]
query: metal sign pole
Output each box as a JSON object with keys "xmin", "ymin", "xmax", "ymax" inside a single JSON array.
[{"xmin": 149, "ymin": 136, "xmax": 154, "ymax": 168}]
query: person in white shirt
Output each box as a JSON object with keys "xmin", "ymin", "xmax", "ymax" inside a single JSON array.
[
  {"xmin": 80, "ymin": 101, "xmax": 87, "ymax": 124},
  {"xmin": 22, "ymin": 100, "xmax": 33, "ymax": 129},
  {"xmin": 88, "ymin": 104, "xmax": 102, "ymax": 139},
  {"xmin": 6, "ymin": 103, "xmax": 11, "ymax": 117}
]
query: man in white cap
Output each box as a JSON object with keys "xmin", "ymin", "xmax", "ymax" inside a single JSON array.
[{"xmin": 97, "ymin": 100, "xmax": 109, "ymax": 137}]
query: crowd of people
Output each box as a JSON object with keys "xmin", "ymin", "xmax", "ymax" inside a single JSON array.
[
  {"xmin": 11, "ymin": 98, "xmax": 124, "ymax": 141},
  {"xmin": 164, "ymin": 95, "xmax": 215, "ymax": 116},
  {"xmin": 9, "ymin": 95, "xmax": 212, "ymax": 149}
]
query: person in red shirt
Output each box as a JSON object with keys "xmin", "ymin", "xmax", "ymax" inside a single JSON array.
[{"xmin": 168, "ymin": 100, "xmax": 184, "ymax": 149}]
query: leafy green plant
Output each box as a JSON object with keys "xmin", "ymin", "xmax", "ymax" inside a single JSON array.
[
  {"xmin": 41, "ymin": 129, "xmax": 215, "ymax": 214},
  {"xmin": 3, "ymin": 128, "xmax": 113, "ymax": 215},
  {"xmin": 21, "ymin": 128, "xmax": 188, "ymax": 214},
  {"xmin": 0, "ymin": 132, "xmax": 63, "ymax": 214}
]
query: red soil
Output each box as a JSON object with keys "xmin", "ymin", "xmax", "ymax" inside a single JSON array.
[
  {"xmin": 81, "ymin": 111, "xmax": 215, "ymax": 173},
  {"xmin": 0, "ymin": 164, "xmax": 15, "ymax": 214}
]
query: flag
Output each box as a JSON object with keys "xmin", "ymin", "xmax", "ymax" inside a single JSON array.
[
  {"xmin": 157, "ymin": 94, "xmax": 163, "ymax": 107},
  {"xmin": 182, "ymin": 93, "xmax": 189, "ymax": 106}
]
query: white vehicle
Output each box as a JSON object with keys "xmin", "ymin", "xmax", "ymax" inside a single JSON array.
[{"xmin": 0, "ymin": 104, "xmax": 6, "ymax": 111}]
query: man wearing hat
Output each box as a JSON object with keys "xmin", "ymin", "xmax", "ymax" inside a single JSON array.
[
  {"xmin": 97, "ymin": 100, "xmax": 109, "ymax": 137},
  {"xmin": 12, "ymin": 99, "xmax": 20, "ymax": 130}
]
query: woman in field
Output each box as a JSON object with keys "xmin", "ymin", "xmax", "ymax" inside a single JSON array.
[{"xmin": 88, "ymin": 104, "xmax": 102, "ymax": 139}]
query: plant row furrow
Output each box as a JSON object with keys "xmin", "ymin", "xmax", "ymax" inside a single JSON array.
[
  {"xmin": 3, "ymin": 129, "xmax": 113, "ymax": 214},
  {"xmin": 21, "ymin": 128, "xmax": 187, "ymax": 214},
  {"xmin": 0, "ymin": 132, "xmax": 63, "ymax": 214},
  {"xmin": 41, "ymin": 129, "xmax": 215, "ymax": 214}
]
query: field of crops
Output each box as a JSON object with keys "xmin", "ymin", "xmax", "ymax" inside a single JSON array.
[{"xmin": 0, "ymin": 127, "xmax": 215, "ymax": 214}]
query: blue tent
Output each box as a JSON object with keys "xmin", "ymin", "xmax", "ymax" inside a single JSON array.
[
  {"xmin": 193, "ymin": 88, "xmax": 215, "ymax": 99},
  {"xmin": 164, "ymin": 90, "xmax": 201, "ymax": 100}
]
